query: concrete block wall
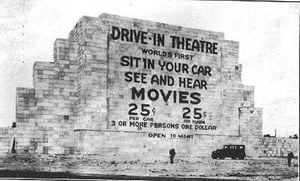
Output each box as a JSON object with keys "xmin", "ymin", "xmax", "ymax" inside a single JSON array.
[
  {"xmin": 0, "ymin": 13, "xmax": 264, "ymax": 157},
  {"xmin": 33, "ymin": 39, "xmax": 80, "ymax": 154},
  {"xmin": 262, "ymin": 137, "xmax": 299, "ymax": 157},
  {"xmin": 239, "ymin": 107, "xmax": 263, "ymax": 157},
  {"xmin": 69, "ymin": 13, "xmax": 263, "ymax": 157},
  {"xmin": 15, "ymin": 87, "xmax": 39, "ymax": 152},
  {"xmin": 74, "ymin": 130, "xmax": 244, "ymax": 159},
  {"xmin": 68, "ymin": 16, "xmax": 109, "ymax": 130},
  {"xmin": 14, "ymin": 38, "xmax": 80, "ymax": 154},
  {"xmin": 0, "ymin": 127, "xmax": 15, "ymax": 154}
]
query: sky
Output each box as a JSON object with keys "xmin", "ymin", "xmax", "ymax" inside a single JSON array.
[{"xmin": 0, "ymin": 0, "xmax": 299, "ymax": 137}]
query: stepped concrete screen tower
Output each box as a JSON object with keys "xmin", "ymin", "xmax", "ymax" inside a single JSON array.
[{"xmin": 14, "ymin": 13, "xmax": 263, "ymax": 158}]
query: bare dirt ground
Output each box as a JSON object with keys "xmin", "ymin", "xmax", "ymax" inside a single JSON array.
[{"xmin": 0, "ymin": 154, "xmax": 298, "ymax": 180}]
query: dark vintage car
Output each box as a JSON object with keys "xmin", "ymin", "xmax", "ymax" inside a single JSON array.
[{"xmin": 211, "ymin": 144, "xmax": 246, "ymax": 160}]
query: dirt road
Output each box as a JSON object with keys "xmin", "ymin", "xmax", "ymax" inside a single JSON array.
[{"xmin": 0, "ymin": 154, "xmax": 298, "ymax": 180}]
